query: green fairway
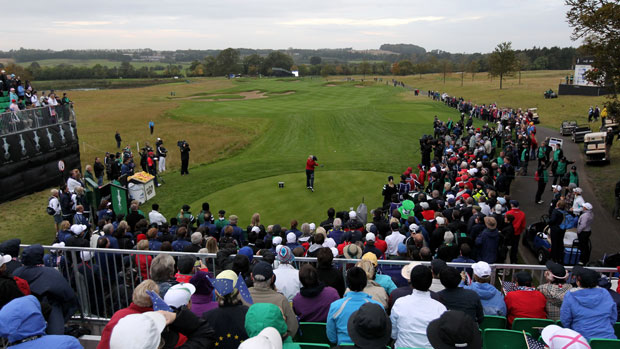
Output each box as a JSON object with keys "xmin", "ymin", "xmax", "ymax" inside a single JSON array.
[
  {"xmin": 193, "ymin": 171, "xmax": 389, "ymax": 227},
  {"xmin": 151, "ymin": 79, "xmax": 460, "ymax": 226}
]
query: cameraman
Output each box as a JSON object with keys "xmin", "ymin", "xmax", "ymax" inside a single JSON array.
[{"xmin": 180, "ymin": 141, "xmax": 190, "ymax": 175}]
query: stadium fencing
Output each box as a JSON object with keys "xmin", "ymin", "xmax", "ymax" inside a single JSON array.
[
  {"xmin": 22, "ymin": 244, "xmax": 618, "ymax": 323},
  {"xmin": 0, "ymin": 105, "xmax": 75, "ymax": 135}
]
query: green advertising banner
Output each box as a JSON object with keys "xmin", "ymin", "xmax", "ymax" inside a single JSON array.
[{"xmin": 110, "ymin": 182, "xmax": 128, "ymax": 216}]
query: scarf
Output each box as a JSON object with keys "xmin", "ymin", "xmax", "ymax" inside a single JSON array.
[{"xmin": 300, "ymin": 283, "xmax": 326, "ymax": 298}]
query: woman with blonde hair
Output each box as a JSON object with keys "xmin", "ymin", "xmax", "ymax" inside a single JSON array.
[
  {"xmin": 99, "ymin": 279, "xmax": 159, "ymax": 348},
  {"xmin": 246, "ymin": 212, "xmax": 265, "ymax": 240},
  {"xmin": 345, "ymin": 258, "xmax": 388, "ymax": 308},
  {"xmin": 133, "ymin": 239, "xmax": 152, "ymax": 281}
]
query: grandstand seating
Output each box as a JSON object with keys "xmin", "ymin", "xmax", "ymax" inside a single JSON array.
[
  {"xmin": 482, "ymin": 329, "xmax": 529, "ymax": 349},
  {"xmin": 0, "ymin": 95, "xmax": 9, "ymax": 110},
  {"xmin": 293, "ymin": 322, "xmax": 331, "ymax": 344},
  {"xmin": 512, "ymin": 318, "xmax": 555, "ymax": 339},
  {"xmin": 295, "ymin": 344, "xmax": 331, "ymax": 349},
  {"xmin": 480, "ymin": 315, "xmax": 507, "ymax": 331},
  {"xmin": 589, "ymin": 338, "xmax": 620, "ymax": 348}
]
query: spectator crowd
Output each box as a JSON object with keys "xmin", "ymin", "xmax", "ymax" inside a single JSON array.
[{"xmin": 0, "ymin": 87, "xmax": 614, "ymax": 348}]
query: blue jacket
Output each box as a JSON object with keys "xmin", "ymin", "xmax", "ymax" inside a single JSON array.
[
  {"xmin": 465, "ymin": 282, "xmax": 507, "ymax": 316},
  {"xmin": 375, "ymin": 274, "xmax": 397, "ymax": 296},
  {"xmin": 327, "ymin": 291, "xmax": 383, "ymax": 344},
  {"xmin": 560, "ymin": 287, "xmax": 617, "ymax": 340},
  {"xmin": 172, "ymin": 239, "xmax": 192, "ymax": 252},
  {"xmin": 0, "ymin": 295, "xmax": 82, "ymax": 348},
  {"xmin": 475, "ymin": 228, "xmax": 499, "ymax": 263}
]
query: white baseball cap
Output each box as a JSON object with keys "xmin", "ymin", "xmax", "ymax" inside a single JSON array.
[
  {"xmin": 365, "ymin": 232, "xmax": 375, "ymax": 242},
  {"xmin": 239, "ymin": 327, "xmax": 283, "ymax": 349},
  {"xmin": 272, "ymin": 236, "xmax": 282, "ymax": 246},
  {"xmin": 583, "ymin": 203, "xmax": 593, "ymax": 210},
  {"xmin": 110, "ymin": 311, "xmax": 167, "ymax": 349},
  {"xmin": 472, "ymin": 261, "xmax": 492, "ymax": 278},
  {"xmin": 541, "ymin": 325, "xmax": 590, "ymax": 349},
  {"xmin": 70, "ymin": 224, "xmax": 87, "ymax": 235},
  {"xmin": 436, "ymin": 217, "xmax": 446, "ymax": 225},
  {"xmin": 0, "ymin": 255, "xmax": 11, "ymax": 268},
  {"xmin": 349, "ymin": 211, "xmax": 357, "ymax": 219},
  {"xmin": 164, "ymin": 283, "xmax": 196, "ymax": 308},
  {"xmin": 552, "ymin": 185, "xmax": 562, "ymax": 191},
  {"xmin": 573, "ymin": 187, "xmax": 583, "ymax": 194},
  {"xmin": 409, "ymin": 223, "xmax": 419, "ymax": 232},
  {"xmin": 286, "ymin": 232, "xmax": 297, "ymax": 244}
]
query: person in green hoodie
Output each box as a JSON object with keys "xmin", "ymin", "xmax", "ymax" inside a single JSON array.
[
  {"xmin": 568, "ymin": 165, "xmax": 580, "ymax": 187},
  {"xmin": 245, "ymin": 303, "xmax": 301, "ymax": 349},
  {"xmin": 553, "ymin": 157, "xmax": 572, "ymax": 186}
]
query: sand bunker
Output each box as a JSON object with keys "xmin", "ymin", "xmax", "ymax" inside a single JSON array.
[
  {"xmin": 326, "ymin": 84, "xmax": 337, "ymax": 87},
  {"xmin": 354, "ymin": 85, "xmax": 365, "ymax": 88}
]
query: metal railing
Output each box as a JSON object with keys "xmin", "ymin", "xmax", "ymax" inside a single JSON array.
[
  {"xmin": 20, "ymin": 244, "xmax": 619, "ymax": 323},
  {"xmin": 0, "ymin": 104, "xmax": 76, "ymax": 135}
]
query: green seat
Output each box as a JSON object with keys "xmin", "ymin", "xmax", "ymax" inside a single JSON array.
[
  {"xmin": 480, "ymin": 315, "xmax": 507, "ymax": 331},
  {"xmin": 589, "ymin": 338, "xmax": 620, "ymax": 349},
  {"xmin": 614, "ymin": 322, "xmax": 620, "ymax": 339},
  {"xmin": 512, "ymin": 318, "xmax": 555, "ymax": 339},
  {"xmin": 293, "ymin": 322, "xmax": 330, "ymax": 344},
  {"xmin": 483, "ymin": 329, "xmax": 529, "ymax": 349},
  {"xmin": 295, "ymin": 344, "xmax": 331, "ymax": 349}
]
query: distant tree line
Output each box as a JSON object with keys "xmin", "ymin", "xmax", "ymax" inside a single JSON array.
[
  {"xmin": 0, "ymin": 45, "xmax": 580, "ymax": 81},
  {"xmin": 1, "ymin": 45, "xmax": 578, "ymax": 70},
  {"xmin": 0, "ymin": 61, "xmax": 184, "ymax": 81}
]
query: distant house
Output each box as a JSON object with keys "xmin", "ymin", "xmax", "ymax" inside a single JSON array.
[{"xmin": 271, "ymin": 67, "xmax": 294, "ymax": 77}]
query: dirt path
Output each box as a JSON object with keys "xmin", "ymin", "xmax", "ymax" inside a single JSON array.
[{"xmin": 512, "ymin": 125, "xmax": 620, "ymax": 264}]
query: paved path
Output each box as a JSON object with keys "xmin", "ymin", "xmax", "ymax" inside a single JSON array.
[{"xmin": 512, "ymin": 125, "xmax": 620, "ymax": 264}]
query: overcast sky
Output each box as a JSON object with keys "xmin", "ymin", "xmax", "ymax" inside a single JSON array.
[{"xmin": 3, "ymin": 0, "xmax": 578, "ymax": 53}]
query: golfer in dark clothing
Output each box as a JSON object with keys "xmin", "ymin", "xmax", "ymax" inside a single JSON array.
[
  {"xmin": 180, "ymin": 142, "xmax": 190, "ymax": 175},
  {"xmin": 114, "ymin": 131, "xmax": 121, "ymax": 149},
  {"xmin": 306, "ymin": 155, "xmax": 318, "ymax": 191}
]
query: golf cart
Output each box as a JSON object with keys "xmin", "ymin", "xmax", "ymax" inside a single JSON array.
[
  {"xmin": 584, "ymin": 131, "xmax": 610, "ymax": 163},
  {"xmin": 560, "ymin": 120, "xmax": 578, "ymax": 136},
  {"xmin": 572, "ymin": 125, "xmax": 592, "ymax": 143},
  {"xmin": 601, "ymin": 118, "xmax": 619, "ymax": 132},
  {"xmin": 527, "ymin": 108, "xmax": 540, "ymax": 124},
  {"xmin": 522, "ymin": 215, "xmax": 585, "ymax": 265},
  {"xmin": 544, "ymin": 89, "xmax": 558, "ymax": 99}
]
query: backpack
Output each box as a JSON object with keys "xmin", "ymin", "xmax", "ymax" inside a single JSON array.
[
  {"xmin": 46, "ymin": 197, "xmax": 56, "ymax": 215},
  {"xmin": 559, "ymin": 211, "xmax": 578, "ymax": 230}
]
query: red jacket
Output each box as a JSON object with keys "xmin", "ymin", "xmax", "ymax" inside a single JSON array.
[
  {"xmin": 133, "ymin": 254, "xmax": 152, "ymax": 281},
  {"xmin": 98, "ymin": 303, "xmax": 153, "ymax": 349},
  {"xmin": 422, "ymin": 210, "xmax": 436, "ymax": 221},
  {"xmin": 504, "ymin": 289, "xmax": 547, "ymax": 326},
  {"xmin": 506, "ymin": 208, "xmax": 526, "ymax": 235},
  {"xmin": 374, "ymin": 238, "xmax": 387, "ymax": 254},
  {"xmin": 306, "ymin": 158, "xmax": 318, "ymax": 171}
]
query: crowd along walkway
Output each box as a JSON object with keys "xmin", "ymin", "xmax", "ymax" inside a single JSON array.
[{"xmin": 512, "ymin": 124, "xmax": 620, "ymax": 264}]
